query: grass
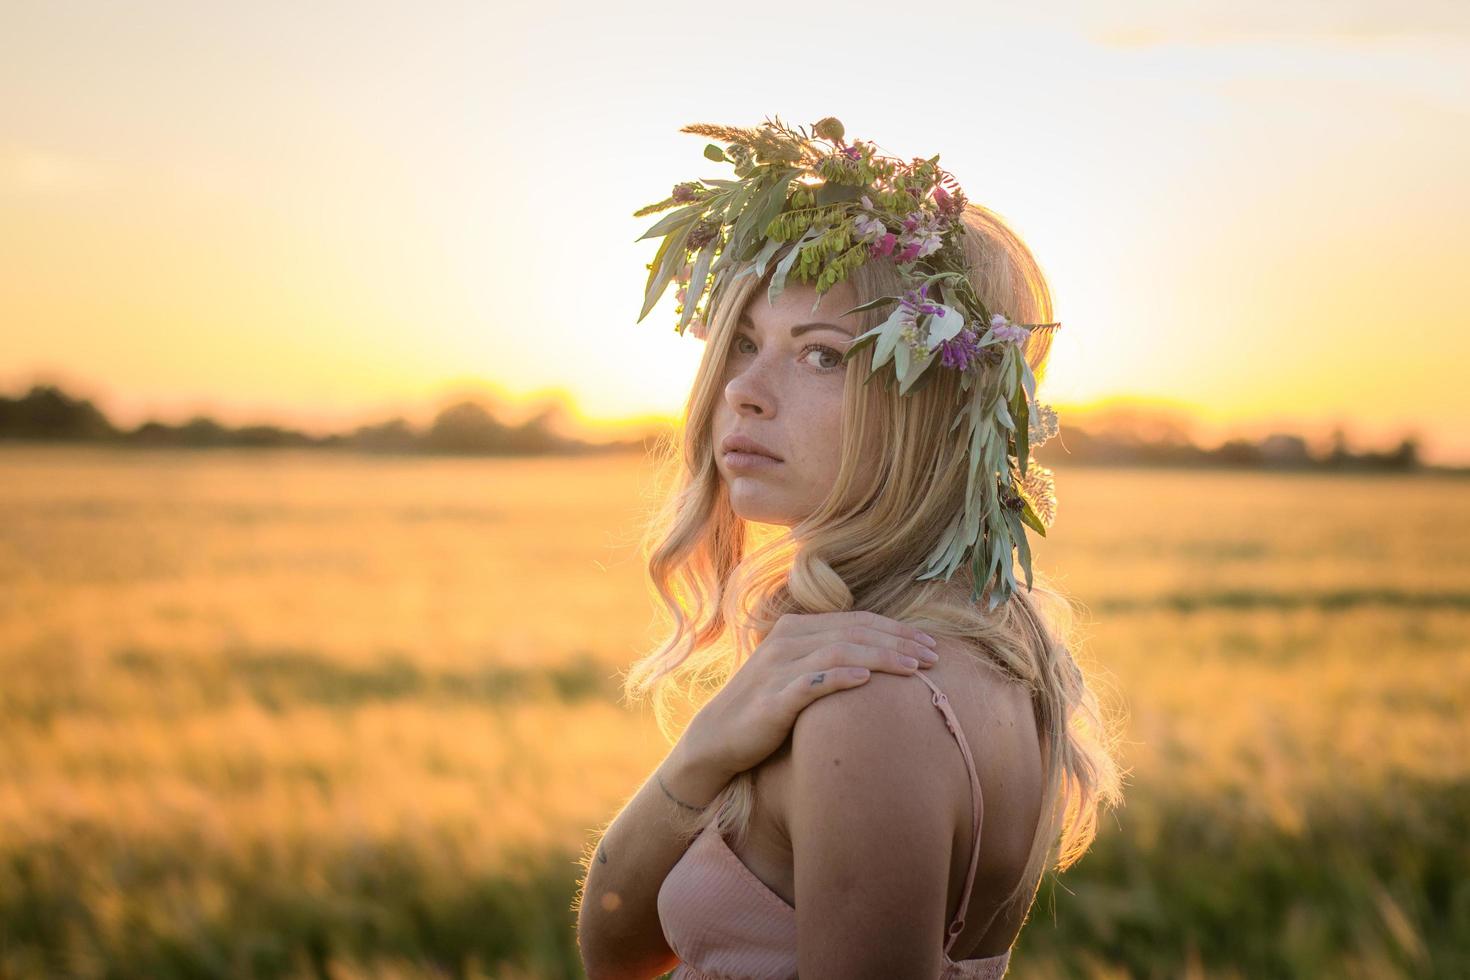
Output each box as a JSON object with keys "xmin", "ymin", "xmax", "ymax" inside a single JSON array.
[{"xmin": 0, "ymin": 446, "xmax": 1465, "ymax": 978}]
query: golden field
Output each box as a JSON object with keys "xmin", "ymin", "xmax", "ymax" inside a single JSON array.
[{"xmin": 0, "ymin": 446, "xmax": 1465, "ymax": 979}]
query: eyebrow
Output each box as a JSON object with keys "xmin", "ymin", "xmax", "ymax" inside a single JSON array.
[{"xmin": 736, "ymin": 314, "xmax": 855, "ymax": 339}]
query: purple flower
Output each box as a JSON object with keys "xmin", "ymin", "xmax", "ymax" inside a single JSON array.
[
  {"xmin": 892, "ymin": 208, "xmax": 944, "ymax": 264},
  {"xmin": 899, "ymin": 282, "xmax": 944, "ymax": 318},
  {"xmin": 842, "ymin": 144, "xmax": 862, "ymax": 160},
  {"xmin": 937, "ymin": 328, "xmax": 981, "ymax": 370},
  {"xmin": 671, "ymin": 181, "xmax": 700, "ymax": 203}
]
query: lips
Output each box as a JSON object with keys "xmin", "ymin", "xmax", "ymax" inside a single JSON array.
[{"xmin": 720, "ymin": 434, "xmax": 782, "ymax": 461}]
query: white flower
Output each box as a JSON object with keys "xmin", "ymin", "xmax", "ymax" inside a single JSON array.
[
  {"xmin": 853, "ymin": 213, "xmax": 887, "ymax": 241},
  {"xmin": 1028, "ymin": 402, "xmax": 1059, "ymax": 448}
]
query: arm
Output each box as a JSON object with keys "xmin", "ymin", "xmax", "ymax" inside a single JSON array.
[
  {"xmin": 788, "ymin": 671, "xmax": 959, "ymax": 979},
  {"xmin": 576, "ymin": 737, "xmax": 732, "ymax": 980}
]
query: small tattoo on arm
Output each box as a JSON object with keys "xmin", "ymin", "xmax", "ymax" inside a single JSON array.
[{"xmin": 811, "ymin": 672, "xmax": 825, "ymax": 685}]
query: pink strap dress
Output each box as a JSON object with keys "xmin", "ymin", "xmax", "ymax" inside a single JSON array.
[{"xmin": 657, "ymin": 670, "xmax": 1011, "ymax": 978}]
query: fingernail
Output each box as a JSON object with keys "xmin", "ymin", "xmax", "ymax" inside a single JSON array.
[
  {"xmin": 900, "ymin": 655, "xmax": 919, "ymax": 669},
  {"xmin": 918, "ymin": 648, "xmax": 939, "ymax": 663},
  {"xmin": 918, "ymin": 632, "xmax": 938, "ymax": 647}
]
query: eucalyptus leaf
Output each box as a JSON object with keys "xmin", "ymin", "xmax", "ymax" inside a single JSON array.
[
  {"xmin": 678, "ymin": 234, "xmax": 719, "ymax": 333},
  {"xmin": 1013, "ymin": 389, "xmax": 1030, "ymax": 474},
  {"xmin": 894, "ymin": 336, "xmax": 911, "ymax": 383},
  {"xmin": 845, "ymin": 324, "xmax": 883, "ymax": 356},
  {"xmin": 750, "ymin": 171, "xmax": 798, "ymax": 240},
  {"xmin": 1019, "ymin": 497, "xmax": 1047, "ymax": 537},
  {"xmin": 812, "ymin": 183, "xmax": 864, "ymax": 207},
  {"xmin": 768, "ymin": 223, "xmax": 823, "ymax": 304},
  {"xmin": 636, "ymin": 203, "xmax": 705, "ymax": 242},
  {"xmin": 639, "ymin": 221, "xmax": 694, "ymax": 322},
  {"xmin": 927, "ymin": 304, "xmax": 966, "ymax": 345},
  {"xmin": 871, "ymin": 306, "xmax": 906, "ymax": 370},
  {"xmin": 729, "ymin": 263, "xmax": 758, "ymax": 284},
  {"xmin": 751, "ymin": 235, "xmax": 782, "ymax": 277},
  {"xmin": 994, "ymin": 394, "xmax": 1015, "ymax": 431},
  {"xmin": 901, "ymin": 357, "xmax": 942, "ymax": 396},
  {"xmin": 729, "ymin": 172, "xmax": 785, "ymax": 254},
  {"xmin": 1019, "ymin": 354, "xmax": 1037, "ymax": 403},
  {"xmin": 1006, "ymin": 508, "xmax": 1032, "ymax": 592},
  {"xmin": 839, "ymin": 294, "xmax": 901, "ymax": 317},
  {"xmin": 719, "ymin": 180, "xmax": 756, "ymax": 230}
]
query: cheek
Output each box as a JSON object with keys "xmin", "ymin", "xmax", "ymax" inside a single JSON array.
[{"xmin": 795, "ymin": 389, "xmax": 846, "ymax": 469}]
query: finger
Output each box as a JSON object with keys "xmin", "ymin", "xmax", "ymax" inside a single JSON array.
[
  {"xmin": 824, "ymin": 624, "xmax": 940, "ymax": 665},
  {"xmin": 783, "ymin": 666, "xmax": 872, "ymax": 709},
  {"xmin": 804, "ymin": 640, "xmax": 928, "ymax": 677},
  {"xmin": 780, "ymin": 610, "xmax": 937, "ymax": 650}
]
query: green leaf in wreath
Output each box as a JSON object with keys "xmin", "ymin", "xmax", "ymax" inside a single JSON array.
[
  {"xmin": 812, "ymin": 183, "xmax": 864, "ymax": 207},
  {"xmin": 636, "ymin": 203, "xmax": 706, "ymax": 242},
  {"xmin": 639, "ymin": 221, "xmax": 694, "ymax": 323},
  {"xmin": 1011, "ymin": 357, "xmax": 1030, "ymax": 471},
  {"xmin": 838, "ymin": 294, "xmax": 901, "ymax": 317},
  {"xmin": 1019, "ymin": 496, "xmax": 1047, "ymax": 537}
]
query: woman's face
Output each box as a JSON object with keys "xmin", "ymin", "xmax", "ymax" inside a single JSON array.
[{"xmin": 712, "ymin": 276, "xmax": 866, "ymax": 526}]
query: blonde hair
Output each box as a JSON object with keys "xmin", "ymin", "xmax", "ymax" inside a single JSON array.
[{"xmin": 622, "ymin": 201, "xmax": 1125, "ymax": 921}]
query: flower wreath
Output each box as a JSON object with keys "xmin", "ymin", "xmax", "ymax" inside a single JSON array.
[{"xmin": 633, "ymin": 115, "xmax": 1062, "ymax": 610}]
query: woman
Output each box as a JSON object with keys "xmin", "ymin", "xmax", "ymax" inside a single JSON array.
[{"xmin": 577, "ymin": 118, "xmax": 1123, "ymax": 979}]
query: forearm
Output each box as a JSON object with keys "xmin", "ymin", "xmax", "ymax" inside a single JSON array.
[{"xmin": 577, "ymin": 737, "xmax": 732, "ymax": 979}]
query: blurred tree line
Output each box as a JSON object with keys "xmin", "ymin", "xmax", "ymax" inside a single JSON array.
[
  {"xmin": 0, "ymin": 383, "xmax": 1446, "ymax": 472},
  {"xmin": 0, "ymin": 384, "xmax": 647, "ymax": 456}
]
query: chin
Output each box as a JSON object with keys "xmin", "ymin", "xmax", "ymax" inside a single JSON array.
[{"xmin": 725, "ymin": 480, "xmax": 796, "ymax": 525}]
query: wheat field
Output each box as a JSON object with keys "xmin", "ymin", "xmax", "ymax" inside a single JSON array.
[{"xmin": 0, "ymin": 446, "xmax": 1465, "ymax": 978}]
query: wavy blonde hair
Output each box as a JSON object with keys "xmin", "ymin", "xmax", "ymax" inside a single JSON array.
[{"xmin": 621, "ymin": 201, "xmax": 1125, "ymax": 921}]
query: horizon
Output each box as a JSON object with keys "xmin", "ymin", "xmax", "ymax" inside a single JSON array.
[
  {"xmin": 2, "ymin": 4, "xmax": 1467, "ymax": 463},
  {"xmin": 0, "ymin": 374, "xmax": 1438, "ymax": 462}
]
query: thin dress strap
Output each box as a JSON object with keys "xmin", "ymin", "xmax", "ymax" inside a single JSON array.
[{"xmin": 913, "ymin": 671, "xmax": 985, "ymax": 958}]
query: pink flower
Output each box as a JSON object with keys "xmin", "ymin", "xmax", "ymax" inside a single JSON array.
[
  {"xmin": 869, "ymin": 232, "xmax": 897, "ymax": 258},
  {"xmin": 931, "ymin": 185, "xmax": 965, "ymax": 219},
  {"xmin": 989, "ymin": 314, "xmax": 1031, "ymax": 344}
]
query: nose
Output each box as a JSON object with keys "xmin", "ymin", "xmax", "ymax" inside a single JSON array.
[{"xmin": 724, "ymin": 350, "xmax": 775, "ymax": 418}]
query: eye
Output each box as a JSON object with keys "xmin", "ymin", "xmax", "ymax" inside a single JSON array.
[
  {"xmin": 730, "ymin": 334, "xmax": 845, "ymax": 374},
  {"xmin": 800, "ymin": 344, "xmax": 845, "ymax": 373}
]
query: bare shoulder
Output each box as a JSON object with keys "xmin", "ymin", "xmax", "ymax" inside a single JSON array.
[
  {"xmin": 789, "ymin": 636, "xmax": 1039, "ymax": 799},
  {"xmin": 794, "ymin": 634, "xmax": 1027, "ymax": 738},
  {"xmin": 789, "ymin": 663, "xmax": 964, "ymax": 799}
]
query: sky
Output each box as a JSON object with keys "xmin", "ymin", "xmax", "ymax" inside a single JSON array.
[{"xmin": 2, "ymin": 1, "xmax": 1468, "ymax": 461}]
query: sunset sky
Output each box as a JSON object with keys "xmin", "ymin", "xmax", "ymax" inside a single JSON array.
[{"xmin": 2, "ymin": 2, "xmax": 1467, "ymax": 461}]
